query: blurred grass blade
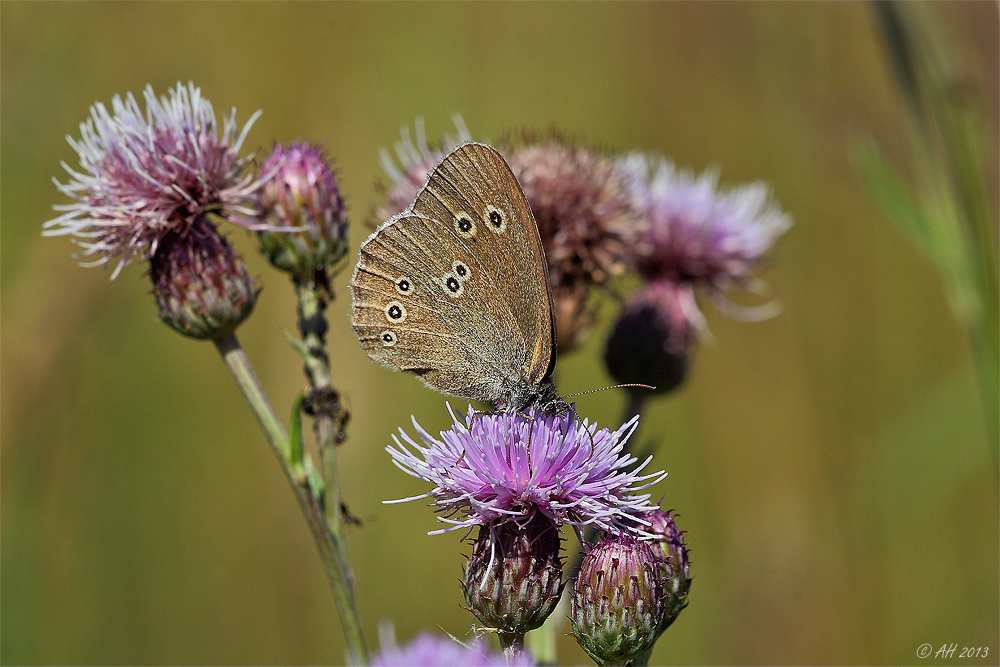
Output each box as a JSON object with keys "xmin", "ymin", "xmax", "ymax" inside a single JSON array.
[
  {"xmin": 870, "ymin": 1, "xmax": 926, "ymax": 126},
  {"xmin": 850, "ymin": 139, "xmax": 936, "ymax": 260},
  {"xmin": 859, "ymin": 0, "xmax": 999, "ymax": 459}
]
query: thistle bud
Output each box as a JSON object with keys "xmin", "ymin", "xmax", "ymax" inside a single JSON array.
[
  {"xmin": 604, "ymin": 279, "xmax": 697, "ymax": 397},
  {"xmin": 570, "ymin": 534, "xmax": 665, "ymax": 666},
  {"xmin": 149, "ymin": 219, "xmax": 259, "ymax": 340},
  {"xmin": 461, "ymin": 515, "xmax": 563, "ymax": 639},
  {"xmin": 644, "ymin": 509, "xmax": 692, "ymax": 633},
  {"xmin": 256, "ymin": 143, "xmax": 348, "ymax": 280}
]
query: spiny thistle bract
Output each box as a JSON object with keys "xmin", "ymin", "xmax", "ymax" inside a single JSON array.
[
  {"xmin": 571, "ymin": 534, "xmax": 666, "ymax": 666},
  {"xmin": 149, "ymin": 218, "xmax": 259, "ymax": 340},
  {"xmin": 461, "ymin": 514, "xmax": 564, "ymax": 637}
]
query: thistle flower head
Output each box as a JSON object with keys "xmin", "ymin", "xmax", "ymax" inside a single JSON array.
[
  {"xmin": 45, "ymin": 82, "xmax": 270, "ymax": 278},
  {"xmin": 386, "ymin": 406, "xmax": 666, "ymax": 538},
  {"xmin": 462, "ymin": 514, "xmax": 563, "ymax": 636},
  {"xmin": 621, "ymin": 153, "xmax": 791, "ymax": 315},
  {"xmin": 376, "ymin": 116, "xmax": 471, "ymax": 220},
  {"xmin": 256, "ymin": 142, "xmax": 349, "ymax": 279},
  {"xmin": 604, "ymin": 279, "xmax": 700, "ymax": 396},
  {"xmin": 570, "ymin": 533, "xmax": 666, "ymax": 665},
  {"xmin": 371, "ymin": 629, "xmax": 533, "ymax": 667},
  {"xmin": 505, "ymin": 136, "xmax": 644, "ymax": 293},
  {"xmin": 149, "ymin": 217, "xmax": 259, "ymax": 340}
]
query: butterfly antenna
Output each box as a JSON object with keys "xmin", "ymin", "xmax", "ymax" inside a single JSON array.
[
  {"xmin": 558, "ymin": 386, "xmax": 654, "ymax": 459},
  {"xmin": 561, "ymin": 384, "xmax": 656, "ymax": 399}
]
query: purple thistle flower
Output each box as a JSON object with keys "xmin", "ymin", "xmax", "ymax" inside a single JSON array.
[
  {"xmin": 44, "ymin": 82, "xmax": 271, "ymax": 278},
  {"xmin": 506, "ymin": 137, "xmax": 643, "ymax": 292},
  {"xmin": 386, "ymin": 406, "xmax": 666, "ymax": 538},
  {"xmin": 621, "ymin": 153, "xmax": 792, "ymax": 321},
  {"xmin": 376, "ymin": 115, "xmax": 471, "ymax": 220},
  {"xmin": 504, "ymin": 136, "xmax": 646, "ymax": 353},
  {"xmin": 370, "ymin": 630, "xmax": 533, "ymax": 667}
]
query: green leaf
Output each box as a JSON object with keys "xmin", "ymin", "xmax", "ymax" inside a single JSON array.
[
  {"xmin": 289, "ymin": 393, "xmax": 305, "ymax": 477},
  {"xmin": 284, "ymin": 330, "xmax": 312, "ymax": 363},
  {"xmin": 305, "ymin": 459, "xmax": 325, "ymax": 507}
]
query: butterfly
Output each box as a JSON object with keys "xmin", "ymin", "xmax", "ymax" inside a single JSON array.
[{"xmin": 350, "ymin": 142, "xmax": 570, "ymax": 416}]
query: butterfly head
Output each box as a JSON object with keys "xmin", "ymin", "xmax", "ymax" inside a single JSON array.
[{"xmin": 495, "ymin": 375, "xmax": 571, "ymax": 417}]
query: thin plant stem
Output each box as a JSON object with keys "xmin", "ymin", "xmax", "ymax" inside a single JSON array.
[
  {"xmin": 295, "ymin": 277, "xmax": 367, "ymax": 661},
  {"xmin": 215, "ymin": 333, "xmax": 289, "ymax": 461},
  {"xmin": 213, "ymin": 332, "xmax": 368, "ymax": 664},
  {"xmin": 499, "ymin": 632, "xmax": 526, "ymax": 663}
]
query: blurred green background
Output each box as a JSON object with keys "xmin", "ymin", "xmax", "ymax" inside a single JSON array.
[{"xmin": 2, "ymin": 2, "xmax": 997, "ymax": 665}]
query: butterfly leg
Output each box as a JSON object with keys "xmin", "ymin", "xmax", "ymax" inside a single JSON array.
[{"xmin": 468, "ymin": 406, "xmax": 499, "ymax": 428}]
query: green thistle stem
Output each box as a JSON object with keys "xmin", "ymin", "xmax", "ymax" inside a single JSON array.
[
  {"xmin": 213, "ymin": 332, "xmax": 367, "ymax": 664},
  {"xmin": 499, "ymin": 632, "xmax": 526, "ymax": 663},
  {"xmin": 214, "ymin": 333, "xmax": 289, "ymax": 460},
  {"xmin": 295, "ymin": 277, "xmax": 367, "ymax": 662}
]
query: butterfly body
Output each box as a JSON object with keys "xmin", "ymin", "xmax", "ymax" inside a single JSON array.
[{"xmin": 351, "ymin": 142, "xmax": 570, "ymax": 416}]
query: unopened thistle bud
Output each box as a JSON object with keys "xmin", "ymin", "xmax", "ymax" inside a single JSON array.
[
  {"xmin": 462, "ymin": 515, "xmax": 563, "ymax": 639},
  {"xmin": 570, "ymin": 534, "xmax": 665, "ymax": 666},
  {"xmin": 256, "ymin": 143, "xmax": 349, "ymax": 280},
  {"xmin": 150, "ymin": 219, "xmax": 259, "ymax": 340},
  {"xmin": 643, "ymin": 509, "xmax": 691, "ymax": 634},
  {"xmin": 604, "ymin": 279, "xmax": 698, "ymax": 396}
]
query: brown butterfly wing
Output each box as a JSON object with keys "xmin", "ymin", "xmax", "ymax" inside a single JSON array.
[
  {"xmin": 351, "ymin": 212, "xmax": 531, "ymax": 404},
  {"xmin": 409, "ymin": 142, "xmax": 556, "ymax": 385}
]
